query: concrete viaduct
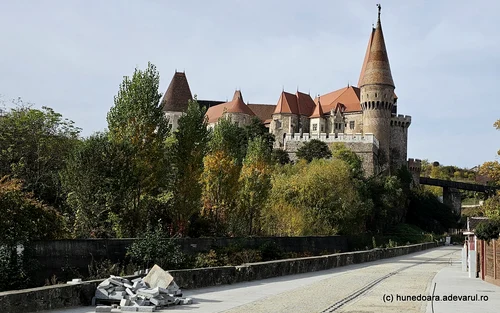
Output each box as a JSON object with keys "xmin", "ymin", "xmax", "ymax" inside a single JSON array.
[{"xmin": 419, "ymin": 177, "xmax": 500, "ymax": 214}]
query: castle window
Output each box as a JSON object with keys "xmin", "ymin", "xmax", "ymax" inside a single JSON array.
[
  {"xmin": 321, "ymin": 125, "xmax": 325, "ymax": 132},
  {"xmin": 375, "ymin": 93, "xmax": 378, "ymax": 97},
  {"xmin": 275, "ymin": 119, "xmax": 282, "ymax": 129},
  {"xmin": 313, "ymin": 124, "xmax": 318, "ymax": 131},
  {"xmin": 350, "ymin": 121, "xmax": 355, "ymax": 129}
]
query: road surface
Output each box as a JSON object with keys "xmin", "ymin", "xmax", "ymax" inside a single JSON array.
[{"xmin": 44, "ymin": 246, "xmax": 500, "ymax": 313}]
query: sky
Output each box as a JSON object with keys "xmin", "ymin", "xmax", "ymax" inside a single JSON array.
[{"xmin": 1, "ymin": 0, "xmax": 499, "ymax": 169}]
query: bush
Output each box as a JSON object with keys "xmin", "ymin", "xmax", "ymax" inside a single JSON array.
[
  {"xmin": 259, "ymin": 241, "xmax": 284, "ymax": 261},
  {"xmin": 126, "ymin": 227, "xmax": 187, "ymax": 270},
  {"xmin": 194, "ymin": 250, "xmax": 221, "ymax": 268},
  {"xmin": 475, "ymin": 220, "xmax": 500, "ymax": 242}
]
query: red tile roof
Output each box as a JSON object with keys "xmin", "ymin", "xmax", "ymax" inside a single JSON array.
[
  {"xmin": 247, "ymin": 104, "xmax": 276, "ymax": 122},
  {"xmin": 273, "ymin": 91, "xmax": 298, "ymax": 114},
  {"xmin": 205, "ymin": 90, "xmax": 255, "ymax": 123},
  {"xmin": 314, "ymin": 86, "xmax": 362, "ymax": 113},
  {"xmin": 273, "ymin": 91, "xmax": 316, "ymax": 116},
  {"xmin": 310, "ymin": 100, "xmax": 324, "ymax": 118},
  {"xmin": 296, "ymin": 92, "xmax": 316, "ymax": 116}
]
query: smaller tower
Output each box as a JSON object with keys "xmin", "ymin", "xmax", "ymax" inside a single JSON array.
[{"xmin": 407, "ymin": 158, "xmax": 422, "ymax": 187}]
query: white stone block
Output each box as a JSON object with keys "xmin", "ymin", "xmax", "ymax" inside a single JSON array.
[
  {"xmin": 95, "ymin": 306, "xmax": 112, "ymax": 313},
  {"xmin": 121, "ymin": 307, "xmax": 138, "ymax": 312},
  {"xmin": 181, "ymin": 297, "xmax": 193, "ymax": 305},
  {"xmin": 143, "ymin": 265, "xmax": 174, "ymax": 289},
  {"xmin": 120, "ymin": 298, "xmax": 131, "ymax": 306}
]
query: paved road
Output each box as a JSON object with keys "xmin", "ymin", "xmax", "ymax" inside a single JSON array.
[{"xmin": 44, "ymin": 246, "xmax": 500, "ymax": 313}]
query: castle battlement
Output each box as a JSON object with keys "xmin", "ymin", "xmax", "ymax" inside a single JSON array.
[
  {"xmin": 284, "ymin": 132, "xmax": 380, "ymax": 148},
  {"xmin": 407, "ymin": 158, "xmax": 422, "ymax": 172},
  {"xmin": 391, "ymin": 114, "xmax": 411, "ymax": 128}
]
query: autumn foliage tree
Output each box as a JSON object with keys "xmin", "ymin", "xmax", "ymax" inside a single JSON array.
[
  {"xmin": 200, "ymin": 149, "xmax": 240, "ymax": 235},
  {"xmin": 0, "ymin": 176, "xmax": 64, "ymax": 291},
  {"xmin": 262, "ymin": 158, "xmax": 368, "ymax": 236},
  {"xmin": 236, "ymin": 137, "xmax": 272, "ymax": 235}
]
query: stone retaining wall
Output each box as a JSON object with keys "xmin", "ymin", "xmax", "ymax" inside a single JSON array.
[
  {"xmin": 0, "ymin": 242, "xmax": 437, "ymax": 313},
  {"xmin": 30, "ymin": 236, "xmax": 348, "ymax": 285}
]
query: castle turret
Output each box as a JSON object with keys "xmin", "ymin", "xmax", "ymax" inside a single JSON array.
[
  {"xmin": 161, "ymin": 71, "xmax": 193, "ymax": 131},
  {"xmin": 359, "ymin": 4, "xmax": 395, "ymax": 174}
]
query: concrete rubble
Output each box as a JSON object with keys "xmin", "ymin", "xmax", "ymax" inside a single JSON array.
[{"xmin": 92, "ymin": 264, "xmax": 192, "ymax": 312}]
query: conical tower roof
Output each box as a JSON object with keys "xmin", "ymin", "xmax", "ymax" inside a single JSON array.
[
  {"xmin": 310, "ymin": 98, "xmax": 324, "ymax": 118},
  {"xmin": 232, "ymin": 90, "xmax": 244, "ymax": 102},
  {"xmin": 161, "ymin": 71, "xmax": 193, "ymax": 112},
  {"xmin": 359, "ymin": 5, "xmax": 395, "ymax": 88}
]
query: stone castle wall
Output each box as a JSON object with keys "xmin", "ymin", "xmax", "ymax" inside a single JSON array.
[
  {"xmin": 271, "ymin": 113, "xmax": 299, "ymax": 148},
  {"xmin": 390, "ymin": 114, "xmax": 411, "ymax": 172},
  {"xmin": 284, "ymin": 136, "xmax": 378, "ymax": 176},
  {"xmin": 165, "ymin": 111, "xmax": 184, "ymax": 131}
]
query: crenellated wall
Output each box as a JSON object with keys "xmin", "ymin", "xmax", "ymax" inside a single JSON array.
[
  {"xmin": 390, "ymin": 114, "xmax": 411, "ymax": 173},
  {"xmin": 284, "ymin": 134, "xmax": 379, "ymax": 176},
  {"xmin": 407, "ymin": 158, "xmax": 422, "ymax": 186}
]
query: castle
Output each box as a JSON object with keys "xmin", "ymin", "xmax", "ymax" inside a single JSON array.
[{"xmin": 160, "ymin": 6, "xmax": 415, "ymax": 176}]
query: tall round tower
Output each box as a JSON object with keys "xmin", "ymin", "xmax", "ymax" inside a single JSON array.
[{"xmin": 359, "ymin": 4, "xmax": 395, "ymax": 173}]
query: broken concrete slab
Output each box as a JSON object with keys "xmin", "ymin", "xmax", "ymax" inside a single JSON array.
[{"xmin": 143, "ymin": 265, "xmax": 174, "ymax": 289}]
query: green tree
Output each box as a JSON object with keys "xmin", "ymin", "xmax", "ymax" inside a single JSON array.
[
  {"xmin": 271, "ymin": 148, "xmax": 291, "ymax": 165},
  {"xmin": 106, "ymin": 62, "xmax": 173, "ymax": 235},
  {"xmin": 209, "ymin": 117, "xmax": 247, "ymax": 164},
  {"xmin": 243, "ymin": 117, "xmax": 275, "ymax": 152},
  {"xmin": 236, "ymin": 137, "xmax": 272, "ymax": 235},
  {"xmin": 406, "ymin": 189, "xmax": 458, "ymax": 233},
  {"xmin": 60, "ymin": 133, "xmax": 141, "ymax": 238},
  {"xmin": 330, "ymin": 142, "xmax": 364, "ymax": 178},
  {"xmin": 172, "ymin": 98, "xmax": 211, "ymax": 234},
  {"xmin": 296, "ymin": 139, "xmax": 332, "ymax": 162},
  {"xmin": 0, "ymin": 102, "xmax": 81, "ymax": 208}
]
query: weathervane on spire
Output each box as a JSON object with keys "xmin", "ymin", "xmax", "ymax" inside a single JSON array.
[{"xmin": 377, "ymin": 3, "xmax": 381, "ymax": 20}]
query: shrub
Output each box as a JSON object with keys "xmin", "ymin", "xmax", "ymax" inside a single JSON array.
[
  {"xmin": 259, "ymin": 241, "xmax": 284, "ymax": 261},
  {"xmin": 194, "ymin": 250, "xmax": 220, "ymax": 268},
  {"xmin": 126, "ymin": 227, "xmax": 187, "ymax": 270},
  {"xmin": 475, "ymin": 220, "xmax": 500, "ymax": 242}
]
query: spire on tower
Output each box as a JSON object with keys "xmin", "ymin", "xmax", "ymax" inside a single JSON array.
[{"xmin": 359, "ymin": 4, "xmax": 394, "ymax": 88}]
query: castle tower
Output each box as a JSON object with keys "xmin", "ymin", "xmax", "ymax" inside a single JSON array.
[
  {"xmin": 359, "ymin": 5, "xmax": 396, "ymax": 174},
  {"xmin": 161, "ymin": 71, "xmax": 193, "ymax": 131}
]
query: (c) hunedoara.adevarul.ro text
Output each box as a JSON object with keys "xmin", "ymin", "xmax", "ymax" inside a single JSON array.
[{"xmin": 382, "ymin": 294, "xmax": 489, "ymax": 303}]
